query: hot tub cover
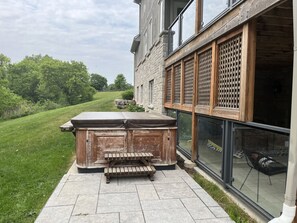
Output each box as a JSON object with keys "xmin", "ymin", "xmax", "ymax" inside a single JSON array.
[{"xmin": 71, "ymin": 112, "xmax": 176, "ymax": 128}]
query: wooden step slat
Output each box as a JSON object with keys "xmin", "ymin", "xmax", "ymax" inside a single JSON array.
[{"xmin": 105, "ymin": 152, "xmax": 154, "ymax": 161}]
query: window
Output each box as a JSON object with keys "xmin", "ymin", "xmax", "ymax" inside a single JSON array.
[
  {"xmin": 149, "ymin": 79, "xmax": 154, "ymax": 104},
  {"xmin": 178, "ymin": 112, "xmax": 192, "ymax": 155},
  {"xmin": 136, "ymin": 86, "xmax": 139, "ymax": 101},
  {"xmin": 159, "ymin": 0, "xmax": 164, "ymax": 33},
  {"xmin": 232, "ymin": 123, "xmax": 288, "ymax": 217},
  {"xmin": 148, "ymin": 19, "xmax": 153, "ymax": 50},
  {"xmin": 140, "ymin": 84, "xmax": 143, "ymax": 104},
  {"xmin": 198, "ymin": 116, "xmax": 223, "ymax": 177},
  {"xmin": 143, "ymin": 30, "xmax": 147, "ymax": 56}
]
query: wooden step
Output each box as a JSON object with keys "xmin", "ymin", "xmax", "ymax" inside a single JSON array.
[
  {"xmin": 104, "ymin": 152, "xmax": 154, "ymax": 161},
  {"xmin": 104, "ymin": 165, "xmax": 156, "ymax": 183}
]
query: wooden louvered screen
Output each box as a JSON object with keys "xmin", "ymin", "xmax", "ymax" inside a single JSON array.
[
  {"xmin": 174, "ymin": 64, "xmax": 181, "ymax": 104},
  {"xmin": 183, "ymin": 57, "xmax": 194, "ymax": 104},
  {"xmin": 198, "ymin": 49, "xmax": 212, "ymax": 106},
  {"xmin": 216, "ymin": 34, "xmax": 242, "ymax": 109},
  {"xmin": 165, "ymin": 69, "xmax": 172, "ymax": 103}
]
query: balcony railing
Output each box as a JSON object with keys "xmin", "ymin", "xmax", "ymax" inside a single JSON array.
[
  {"xmin": 168, "ymin": 0, "xmax": 242, "ymax": 55},
  {"xmin": 168, "ymin": 0, "xmax": 195, "ymax": 54}
]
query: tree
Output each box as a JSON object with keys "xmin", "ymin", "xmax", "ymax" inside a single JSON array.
[
  {"xmin": 8, "ymin": 56, "xmax": 41, "ymax": 102},
  {"xmin": 0, "ymin": 53, "xmax": 11, "ymax": 87},
  {"xmin": 90, "ymin": 73, "xmax": 108, "ymax": 91},
  {"xmin": 39, "ymin": 59, "xmax": 96, "ymax": 105},
  {"xmin": 113, "ymin": 74, "xmax": 131, "ymax": 91}
]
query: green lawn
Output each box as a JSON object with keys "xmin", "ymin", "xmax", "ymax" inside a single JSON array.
[{"xmin": 0, "ymin": 91, "xmax": 122, "ymax": 223}]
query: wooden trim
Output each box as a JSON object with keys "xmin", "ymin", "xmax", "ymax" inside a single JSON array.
[
  {"xmin": 180, "ymin": 105, "xmax": 192, "ymax": 112},
  {"xmin": 164, "ymin": 68, "xmax": 170, "ymax": 105},
  {"xmin": 210, "ymin": 41, "xmax": 217, "ymax": 115},
  {"xmin": 193, "ymin": 53, "xmax": 198, "ymax": 106},
  {"xmin": 197, "ymin": 43, "xmax": 212, "ymax": 55},
  {"xmin": 239, "ymin": 20, "xmax": 256, "ymax": 121},
  {"xmin": 212, "ymin": 107, "xmax": 240, "ymax": 120},
  {"xmin": 195, "ymin": 0, "xmax": 203, "ymax": 33},
  {"xmin": 216, "ymin": 28, "xmax": 243, "ymax": 45},
  {"xmin": 172, "ymin": 104, "xmax": 182, "ymax": 110},
  {"xmin": 171, "ymin": 65, "xmax": 175, "ymax": 105},
  {"xmin": 164, "ymin": 103, "xmax": 173, "ymax": 108},
  {"xmin": 184, "ymin": 54, "xmax": 195, "ymax": 62},
  {"xmin": 181, "ymin": 59, "xmax": 185, "ymax": 105},
  {"xmin": 195, "ymin": 105, "xmax": 210, "ymax": 115},
  {"xmin": 170, "ymin": 66, "xmax": 174, "ymax": 105},
  {"xmin": 191, "ymin": 53, "xmax": 198, "ymax": 161}
]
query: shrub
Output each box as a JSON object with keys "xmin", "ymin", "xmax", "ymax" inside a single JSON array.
[
  {"xmin": 121, "ymin": 89, "xmax": 134, "ymax": 100},
  {"xmin": 0, "ymin": 86, "xmax": 24, "ymax": 117},
  {"xmin": 127, "ymin": 104, "xmax": 145, "ymax": 112},
  {"xmin": 1, "ymin": 100, "xmax": 37, "ymax": 119}
]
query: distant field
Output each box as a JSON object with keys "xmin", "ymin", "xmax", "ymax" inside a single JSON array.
[{"xmin": 0, "ymin": 91, "xmax": 122, "ymax": 223}]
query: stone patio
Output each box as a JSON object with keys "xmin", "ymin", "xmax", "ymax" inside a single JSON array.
[{"xmin": 35, "ymin": 165, "xmax": 234, "ymax": 223}]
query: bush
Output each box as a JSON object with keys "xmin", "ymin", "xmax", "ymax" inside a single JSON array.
[
  {"xmin": 121, "ymin": 89, "xmax": 134, "ymax": 100},
  {"xmin": 127, "ymin": 104, "xmax": 145, "ymax": 112},
  {"xmin": 1, "ymin": 100, "xmax": 37, "ymax": 119}
]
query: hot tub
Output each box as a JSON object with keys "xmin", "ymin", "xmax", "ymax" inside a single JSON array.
[{"xmin": 61, "ymin": 112, "xmax": 177, "ymax": 171}]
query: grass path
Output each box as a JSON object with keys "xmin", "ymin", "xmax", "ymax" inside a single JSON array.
[{"xmin": 0, "ymin": 91, "xmax": 122, "ymax": 223}]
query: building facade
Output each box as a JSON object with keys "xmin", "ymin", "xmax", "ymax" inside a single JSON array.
[{"xmin": 131, "ymin": 0, "xmax": 296, "ymax": 221}]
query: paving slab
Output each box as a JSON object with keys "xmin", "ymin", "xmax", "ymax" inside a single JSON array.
[
  {"xmin": 143, "ymin": 209, "xmax": 195, "ymax": 223},
  {"xmin": 35, "ymin": 165, "xmax": 234, "ymax": 223},
  {"xmin": 69, "ymin": 213, "xmax": 119, "ymax": 223},
  {"xmin": 136, "ymin": 184, "xmax": 159, "ymax": 200},
  {"xmin": 120, "ymin": 211, "xmax": 145, "ymax": 223}
]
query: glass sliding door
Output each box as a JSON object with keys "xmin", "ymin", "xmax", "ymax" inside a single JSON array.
[
  {"xmin": 232, "ymin": 123, "xmax": 289, "ymax": 217},
  {"xmin": 198, "ymin": 116, "xmax": 223, "ymax": 176},
  {"xmin": 177, "ymin": 112, "xmax": 192, "ymax": 155}
]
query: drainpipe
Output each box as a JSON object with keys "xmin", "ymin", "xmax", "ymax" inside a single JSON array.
[{"xmin": 269, "ymin": 1, "xmax": 297, "ymax": 222}]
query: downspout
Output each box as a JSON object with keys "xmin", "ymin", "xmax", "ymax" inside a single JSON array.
[{"xmin": 269, "ymin": 0, "xmax": 297, "ymax": 222}]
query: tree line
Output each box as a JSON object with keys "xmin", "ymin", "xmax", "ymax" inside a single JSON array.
[{"xmin": 0, "ymin": 53, "xmax": 132, "ymax": 119}]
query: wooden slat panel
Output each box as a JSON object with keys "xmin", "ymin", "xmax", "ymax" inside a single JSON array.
[
  {"xmin": 174, "ymin": 64, "xmax": 181, "ymax": 104},
  {"xmin": 198, "ymin": 49, "xmax": 212, "ymax": 106},
  {"xmin": 165, "ymin": 69, "xmax": 172, "ymax": 103},
  {"xmin": 184, "ymin": 57, "xmax": 194, "ymax": 105},
  {"xmin": 216, "ymin": 33, "xmax": 242, "ymax": 109}
]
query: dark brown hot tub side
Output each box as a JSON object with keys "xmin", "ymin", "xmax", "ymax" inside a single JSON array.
[{"xmin": 60, "ymin": 112, "xmax": 177, "ymax": 172}]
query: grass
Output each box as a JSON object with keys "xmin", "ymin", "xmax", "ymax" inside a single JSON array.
[
  {"xmin": 193, "ymin": 173, "xmax": 257, "ymax": 223},
  {"xmin": 0, "ymin": 91, "xmax": 122, "ymax": 223}
]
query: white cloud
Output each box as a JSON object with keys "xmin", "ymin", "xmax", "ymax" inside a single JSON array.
[{"xmin": 0, "ymin": 0, "xmax": 139, "ymax": 84}]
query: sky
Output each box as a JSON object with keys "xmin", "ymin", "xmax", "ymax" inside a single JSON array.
[{"xmin": 0, "ymin": 0, "xmax": 139, "ymax": 84}]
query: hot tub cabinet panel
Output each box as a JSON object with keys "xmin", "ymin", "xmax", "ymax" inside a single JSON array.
[{"xmin": 69, "ymin": 112, "xmax": 177, "ymax": 170}]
